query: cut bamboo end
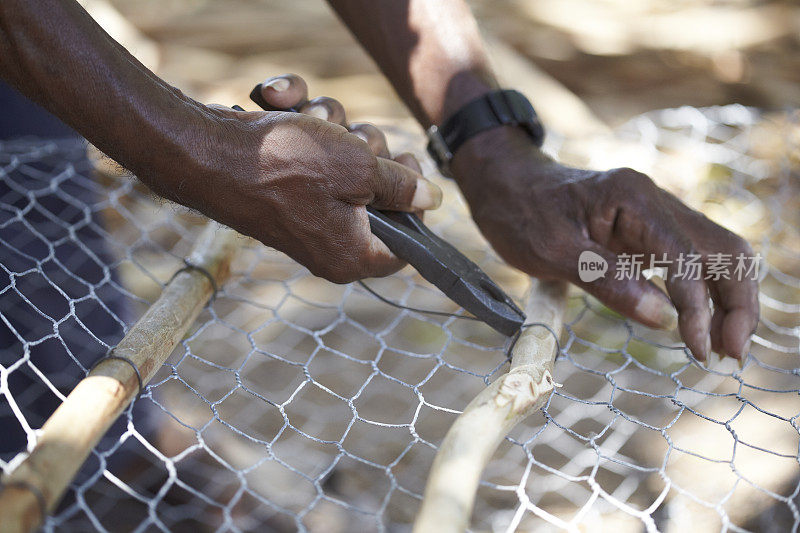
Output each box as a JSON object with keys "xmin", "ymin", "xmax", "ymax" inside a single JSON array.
[
  {"xmin": 413, "ymin": 280, "xmax": 568, "ymax": 533},
  {"xmin": 0, "ymin": 223, "xmax": 239, "ymax": 533}
]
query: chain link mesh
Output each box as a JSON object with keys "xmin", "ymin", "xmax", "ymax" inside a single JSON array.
[{"xmin": 0, "ymin": 106, "xmax": 798, "ymax": 532}]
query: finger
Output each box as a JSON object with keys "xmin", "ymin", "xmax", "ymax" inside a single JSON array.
[
  {"xmin": 662, "ymin": 192, "xmax": 758, "ymax": 362},
  {"xmin": 610, "ymin": 201, "xmax": 712, "ymax": 361},
  {"xmin": 709, "ymin": 295, "xmax": 725, "ymax": 356},
  {"xmin": 260, "ymin": 74, "xmax": 308, "ymax": 110},
  {"xmin": 722, "ymin": 305, "xmax": 757, "ymax": 363},
  {"xmin": 349, "ymin": 207, "xmax": 405, "ymax": 280},
  {"xmin": 568, "ymin": 242, "xmax": 678, "ymax": 330},
  {"xmin": 649, "ymin": 251, "xmax": 712, "ymax": 362},
  {"xmin": 360, "ymin": 234, "xmax": 406, "ymax": 278},
  {"xmin": 349, "ymin": 123, "xmax": 390, "ymax": 158},
  {"xmin": 393, "ymin": 153, "xmax": 428, "ymax": 220},
  {"xmin": 371, "ymin": 157, "xmax": 442, "ymax": 212},
  {"xmin": 393, "ymin": 152, "xmax": 423, "ymax": 174},
  {"xmin": 666, "ymin": 273, "xmax": 712, "ymax": 362},
  {"xmin": 709, "ymin": 276, "xmax": 759, "ymax": 361},
  {"xmin": 311, "ymin": 206, "xmax": 404, "ymax": 283},
  {"xmin": 299, "ymin": 96, "xmax": 347, "ymax": 126},
  {"xmin": 393, "ymin": 153, "xmax": 426, "ymax": 219}
]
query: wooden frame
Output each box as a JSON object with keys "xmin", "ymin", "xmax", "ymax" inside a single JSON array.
[
  {"xmin": 0, "ymin": 223, "xmax": 238, "ymax": 533},
  {"xmin": 414, "ymin": 279, "xmax": 568, "ymax": 533}
]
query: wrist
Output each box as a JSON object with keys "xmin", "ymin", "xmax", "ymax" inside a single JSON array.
[
  {"xmin": 131, "ymin": 100, "xmax": 249, "ymax": 214},
  {"xmin": 126, "ymin": 98, "xmax": 209, "ymax": 181},
  {"xmin": 427, "ymin": 88, "xmax": 546, "ymax": 180},
  {"xmin": 435, "ymin": 71, "xmax": 497, "ymax": 127},
  {"xmin": 182, "ymin": 106, "xmax": 268, "ymax": 212},
  {"xmin": 449, "ymin": 125, "xmax": 553, "ymax": 186}
]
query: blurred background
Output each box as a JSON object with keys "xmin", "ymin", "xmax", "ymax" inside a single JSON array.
[{"xmin": 90, "ymin": 0, "xmax": 800, "ymax": 133}]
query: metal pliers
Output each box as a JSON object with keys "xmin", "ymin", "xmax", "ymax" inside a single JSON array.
[{"xmin": 243, "ymin": 85, "xmax": 526, "ymax": 336}]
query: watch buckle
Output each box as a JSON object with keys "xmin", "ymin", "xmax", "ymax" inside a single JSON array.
[{"xmin": 426, "ymin": 125, "xmax": 454, "ymax": 178}]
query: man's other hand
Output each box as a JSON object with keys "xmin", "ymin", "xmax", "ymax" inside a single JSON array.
[{"xmin": 452, "ymin": 127, "xmax": 759, "ymax": 363}]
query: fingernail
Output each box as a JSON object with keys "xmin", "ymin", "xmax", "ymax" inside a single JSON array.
[
  {"xmin": 704, "ymin": 335, "xmax": 712, "ymax": 362},
  {"xmin": 411, "ymin": 179, "xmax": 443, "ymax": 210},
  {"xmin": 741, "ymin": 338, "xmax": 751, "ymax": 358},
  {"xmin": 263, "ymin": 78, "xmax": 290, "ymax": 92},
  {"xmin": 635, "ymin": 293, "xmax": 677, "ymax": 329},
  {"xmin": 736, "ymin": 338, "xmax": 751, "ymax": 369},
  {"xmin": 306, "ymin": 105, "xmax": 328, "ymax": 120}
]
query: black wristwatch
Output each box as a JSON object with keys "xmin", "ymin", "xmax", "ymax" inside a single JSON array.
[{"xmin": 426, "ymin": 89, "xmax": 544, "ymax": 177}]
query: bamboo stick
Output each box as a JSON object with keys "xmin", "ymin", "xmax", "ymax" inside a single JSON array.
[
  {"xmin": 413, "ymin": 279, "xmax": 568, "ymax": 533},
  {"xmin": 0, "ymin": 222, "xmax": 239, "ymax": 533}
]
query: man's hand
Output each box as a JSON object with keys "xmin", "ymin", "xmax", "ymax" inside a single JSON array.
[
  {"xmin": 327, "ymin": 0, "xmax": 761, "ymax": 364},
  {"xmin": 150, "ymin": 77, "xmax": 441, "ymax": 284},
  {"xmin": 452, "ymin": 128, "xmax": 759, "ymax": 362},
  {"xmin": 0, "ymin": 0, "xmax": 444, "ymax": 284}
]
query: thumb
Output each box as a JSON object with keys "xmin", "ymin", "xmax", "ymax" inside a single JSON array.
[
  {"xmin": 259, "ymin": 74, "xmax": 309, "ymax": 110},
  {"xmin": 572, "ymin": 242, "xmax": 679, "ymax": 331},
  {"xmin": 371, "ymin": 157, "xmax": 442, "ymax": 211}
]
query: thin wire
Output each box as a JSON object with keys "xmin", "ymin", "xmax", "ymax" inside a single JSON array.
[
  {"xmin": 357, "ymin": 280, "xmax": 482, "ymax": 322},
  {"xmin": 2, "ymin": 107, "xmax": 798, "ymax": 532},
  {"xmin": 168, "ymin": 259, "xmax": 219, "ymax": 301},
  {"xmin": 358, "ymin": 281, "xmax": 563, "ymax": 360},
  {"xmin": 88, "ymin": 352, "xmax": 144, "ymax": 396},
  {"xmin": 506, "ymin": 322, "xmax": 562, "ymax": 361},
  {"xmin": 0, "ymin": 481, "xmax": 47, "ymax": 522}
]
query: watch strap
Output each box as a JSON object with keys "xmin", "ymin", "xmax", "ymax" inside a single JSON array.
[{"xmin": 426, "ymin": 89, "xmax": 544, "ymax": 176}]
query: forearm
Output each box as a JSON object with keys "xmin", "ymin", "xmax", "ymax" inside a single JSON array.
[
  {"xmin": 327, "ymin": 0, "xmax": 497, "ymax": 128},
  {"xmin": 0, "ymin": 0, "xmax": 212, "ymax": 190}
]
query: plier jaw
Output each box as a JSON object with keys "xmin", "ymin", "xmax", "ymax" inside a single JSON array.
[{"xmin": 367, "ymin": 208, "xmax": 525, "ymax": 337}]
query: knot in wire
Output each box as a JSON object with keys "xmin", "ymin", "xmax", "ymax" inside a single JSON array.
[
  {"xmin": 89, "ymin": 351, "xmax": 144, "ymax": 396},
  {"xmin": 505, "ymin": 321, "xmax": 562, "ymax": 360},
  {"xmin": 169, "ymin": 258, "xmax": 219, "ymax": 301},
  {"xmin": 0, "ymin": 480, "xmax": 48, "ymax": 522}
]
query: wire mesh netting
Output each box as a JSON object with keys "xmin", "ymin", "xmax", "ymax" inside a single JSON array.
[{"xmin": 0, "ymin": 105, "xmax": 798, "ymax": 532}]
